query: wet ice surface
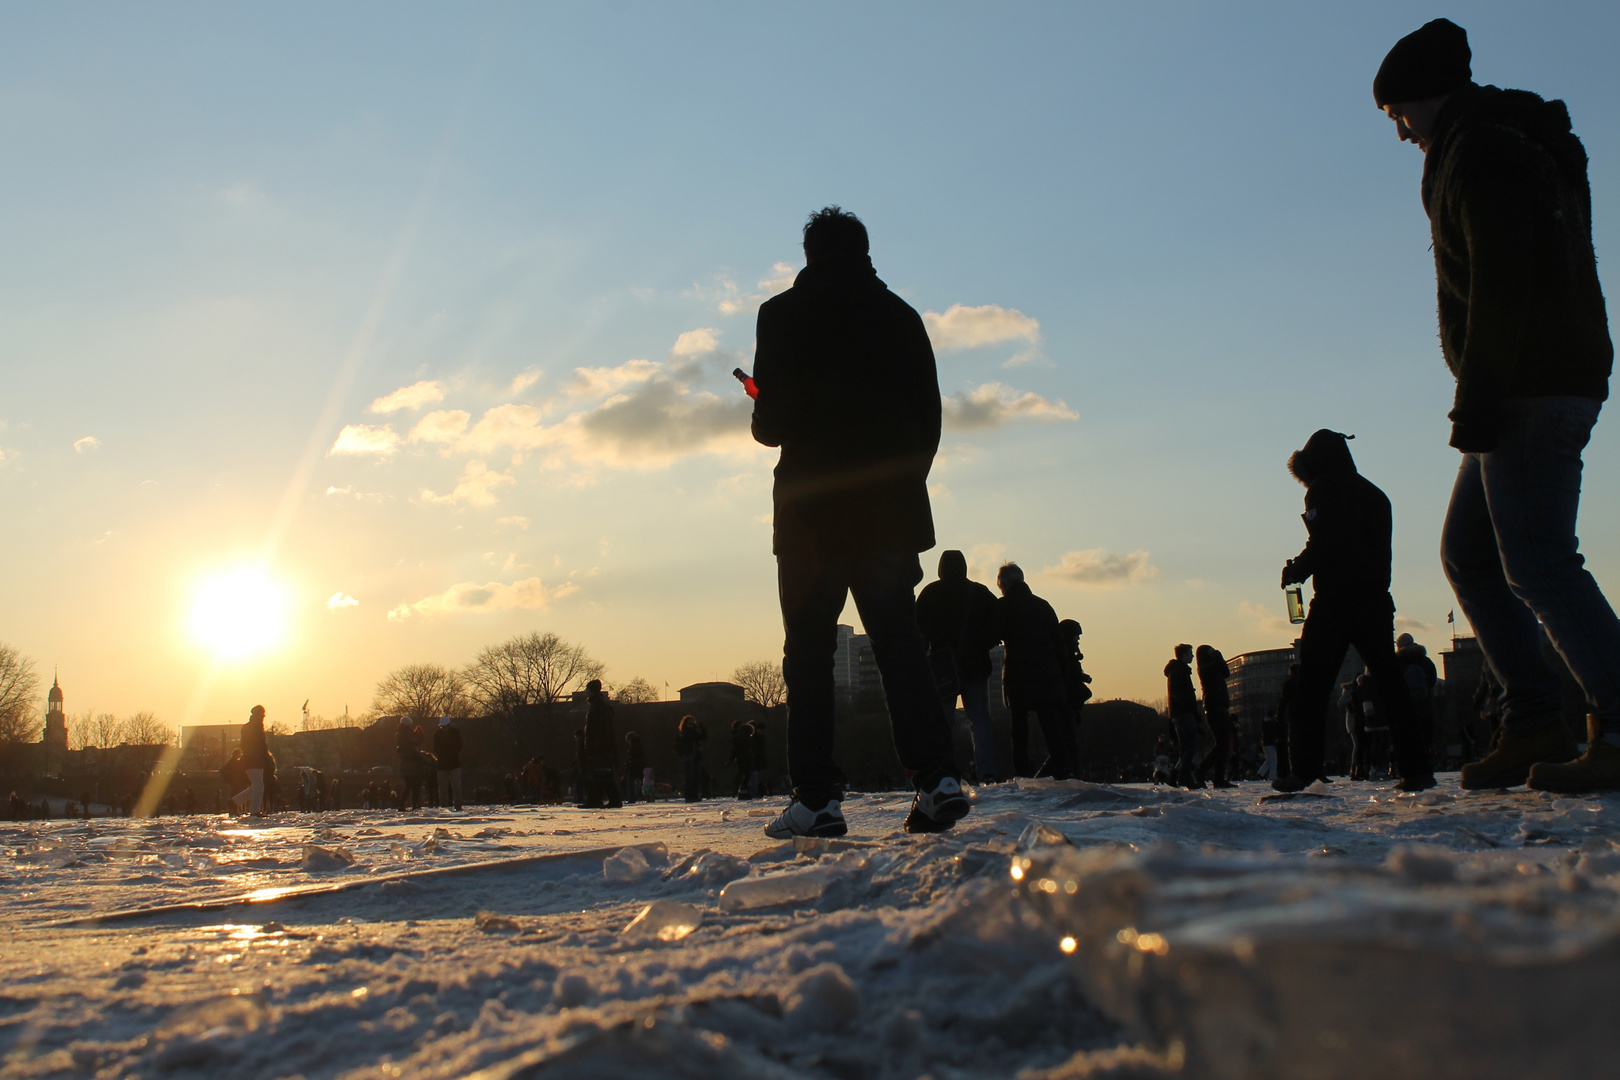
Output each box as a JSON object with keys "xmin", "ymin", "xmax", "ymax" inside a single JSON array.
[{"xmin": 2, "ymin": 777, "xmax": 1617, "ymax": 1079}]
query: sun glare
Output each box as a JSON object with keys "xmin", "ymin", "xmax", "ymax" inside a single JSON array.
[{"xmin": 187, "ymin": 564, "xmax": 291, "ymax": 661}]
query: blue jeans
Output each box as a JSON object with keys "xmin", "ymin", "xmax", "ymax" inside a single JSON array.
[
  {"xmin": 942, "ymin": 676, "xmax": 997, "ymax": 781},
  {"xmin": 1442, "ymin": 397, "xmax": 1620, "ymax": 738},
  {"xmin": 778, "ymin": 546, "xmax": 957, "ymax": 804}
]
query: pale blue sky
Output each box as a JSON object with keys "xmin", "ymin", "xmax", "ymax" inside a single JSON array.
[{"xmin": 2, "ymin": 2, "xmax": 1618, "ymax": 724}]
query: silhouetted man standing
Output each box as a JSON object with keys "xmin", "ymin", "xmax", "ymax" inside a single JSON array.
[
  {"xmin": 752, "ymin": 206, "xmax": 968, "ymax": 838},
  {"xmin": 1375, "ymin": 20, "xmax": 1620, "ymax": 792},
  {"xmin": 915, "ymin": 549, "xmax": 1001, "ymax": 782},
  {"xmin": 1278, "ymin": 430, "xmax": 1433, "ymax": 792}
]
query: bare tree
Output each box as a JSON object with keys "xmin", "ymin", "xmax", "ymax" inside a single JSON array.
[
  {"xmin": 91, "ymin": 712, "xmax": 125, "ymax": 748},
  {"xmin": 122, "ymin": 711, "xmax": 172, "ymax": 746},
  {"xmin": 0, "ymin": 643, "xmax": 41, "ymax": 744},
  {"xmin": 67, "ymin": 711, "xmax": 95, "ymax": 750},
  {"xmin": 614, "ymin": 676, "xmax": 660, "ymax": 704},
  {"xmin": 463, "ymin": 632, "xmax": 604, "ymax": 719},
  {"xmin": 372, "ymin": 663, "xmax": 469, "ymax": 722},
  {"xmin": 733, "ymin": 660, "xmax": 787, "ymax": 709}
]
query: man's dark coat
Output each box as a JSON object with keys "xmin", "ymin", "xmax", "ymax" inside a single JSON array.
[
  {"xmin": 1285, "ymin": 431, "xmax": 1393, "ymax": 601},
  {"xmin": 996, "ymin": 582, "xmax": 1068, "ymax": 711},
  {"xmin": 915, "ymin": 551, "xmax": 1000, "ymax": 682},
  {"xmin": 750, "ymin": 254, "xmax": 941, "ymax": 556},
  {"xmin": 1423, "ymin": 84, "xmax": 1613, "ymax": 448}
]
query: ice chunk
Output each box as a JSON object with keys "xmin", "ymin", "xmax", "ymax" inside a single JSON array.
[
  {"xmin": 1015, "ymin": 821, "xmax": 1072, "ymax": 853},
  {"xmin": 603, "ymin": 846, "xmax": 651, "ymax": 884},
  {"xmin": 301, "ymin": 844, "xmax": 357, "ymax": 871},
  {"xmin": 623, "ymin": 900, "xmax": 703, "ymax": 942},
  {"xmin": 718, "ymin": 868, "xmax": 827, "ymax": 911},
  {"xmin": 687, "ymin": 851, "xmax": 749, "ymax": 887},
  {"xmin": 473, "ymin": 911, "xmax": 523, "ymax": 933}
]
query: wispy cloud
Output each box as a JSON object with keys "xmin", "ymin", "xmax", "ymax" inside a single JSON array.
[
  {"xmin": 409, "ymin": 409, "xmax": 471, "ymax": 444},
  {"xmin": 923, "ymin": 304, "xmax": 1041, "ymax": 351},
  {"xmin": 74, "ymin": 435, "xmax": 100, "ymax": 453},
  {"xmin": 566, "ymin": 359, "xmax": 661, "ymax": 399},
  {"xmin": 1239, "ymin": 600, "xmax": 1295, "ymax": 637},
  {"xmin": 328, "ymin": 424, "xmax": 400, "ymax": 457},
  {"xmin": 507, "ymin": 369, "xmax": 543, "ymax": 394},
  {"xmin": 967, "ymin": 542, "xmax": 1009, "ymax": 585},
  {"xmin": 218, "ymin": 180, "xmax": 267, "ymax": 207},
  {"xmin": 1043, "ymin": 548, "xmax": 1158, "ymax": 586},
  {"xmin": 671, "ymin": 328, "xmax": 720, "ymax": 357},
  {"xmin": 420, "ymin": 460, "xmax": 515, "ymax": 507},
  {"xmin": 327, "ymin": 592, "xmax": 359, "ymax": 610},
  {"xmin": 940, "ymin": 383, "xmax": 1077, "ymax": 430},
  {"xmin": 387, "ymin": 576, "xmax": 579, "ymax": 621},
  {"xmin": 495, "ymin": 515, "xmax": 529, "ymax": 531},
  {"xmin": 370, "ymin": 380, "xmax": 447, "ymax": 414},
  {"xmin": 1395, "ymin": 616, "xmax": 1434, "ymax": 635},
  {"xmin": 697, "ymin": 262, "xmax": 798, "ymax": 315}
]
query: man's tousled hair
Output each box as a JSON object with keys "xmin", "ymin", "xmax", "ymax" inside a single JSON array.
[{"xmin": 803, "ymin": 206, "xmax": 869, "ymax": 261}]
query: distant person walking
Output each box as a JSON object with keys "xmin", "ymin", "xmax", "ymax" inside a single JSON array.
[
  {"xmin": 1058, "ymin": 620, "xmax": 1093, "ymax": 732},
  {"xmin": 676, "ymin": 715, "xmax": 705, "ymax": 803},
  {"xmin": 1278, "ymin": 430, "xmax": 1433, "ymax": 791},
  {"xmin": 750, "ymin": 206, "xmax": 967, "ymax": 838},
  {"xmin": 1164, "ymin": 645, "xmax": 1203, "ymax": 789},
  {"xmin": 1195, "ymin": 645, "xmax": 1234, "ymax": 787},
  {"xmin": 916, "ymin": 549, "xmax": 1002, "ymax": 784},
  {"xmin": 234, "ymin": 706, "xmax": 270, "ymax": 817},
  {"xmin": 750, "ymin": 719, "xmax": 771, "ymax": 796},
  {"xmin": 220, "ymin": 748, "xmax": 248, "ymax": 815},
  {"xmin": 433, "ymin": 716, "xmax": 463, "ymax": 811},
  {"xmin": 1374, "ymin": 19, "xmax": 1620, "ymax": 793},
  {"xmin": 996, "ymin": 563, "xmax": 1077, "ymax": 780},
  {"xmin": 1396, "ymin": 633, "xmax": 1439, "ymax": 755},
  {"xmin": 582, "ymin": 680, "xmax": 621, "ymax": 809},
  {"xmin": 396, "ymin": 721, "xmax": 428, "ymax": 810},
  {"xmin": 728, "ymin": 720, "xmax": 753, "ymax": 798},
  {"xmin": 624, "ymin": 731, "xmax": 648, "ymax": 804}
]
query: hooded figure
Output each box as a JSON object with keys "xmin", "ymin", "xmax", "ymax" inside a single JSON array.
[
  {"xmin": 996, "ymin": 563, "xmax": 1076, "ymax": 780},
  {"xmin": 1279, "ymin": 432, "xmax": 1432, "ymax": 792},
  {"xmin": 1195, "ymin": 645, "xmax": 1234, "ymax": 787},
  {"xmin": 915, "ymin": 549, "xmax": 1001, "ymax": 782}
]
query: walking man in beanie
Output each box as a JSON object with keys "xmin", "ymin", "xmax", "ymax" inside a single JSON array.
[
  {"xmin": 1375, "ymin": 19, "xmax": 1620, "ymax": 792},
  {"xmin": 751, "ymin": 206, "xmax": 969, "ymax": 837},
  {"xmin": 1278, "ymin": 430, "xmax": 1434, "ymax": 792}
]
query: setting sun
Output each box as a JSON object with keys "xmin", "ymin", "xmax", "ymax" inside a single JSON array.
[{"xmin": 186, "ymin": 564, "xmax": 291, "ymax": 661}]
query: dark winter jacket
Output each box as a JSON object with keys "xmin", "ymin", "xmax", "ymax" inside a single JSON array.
[
  {"xmin": 584, "ymin": 694, "xmax": 617, "ymax": 768},
  {"xmin": 1284, "ymin": 430, "xmax": 1393, "ymax": 601},
  {"xmin": 432, "ymin": 724, "xmax": 463, "ymax": 770},
  {"xmin": 750, "ymin": 725, "xmax": 769, "ymax": 770},
  {"xmin": 676, "ymin": 722, "xmax": 705, "ymax": 758},
  {"xmin": 915, "ymin": 550, "xmax": 1000, "ymax": 681},
  {"xmin": 996, "ymin": 581, "xmax": 1068, "ymax": 710},
  {"xmin": 1422, "ymin": 84, "xmax": 1612, "ymax": 449},
  {"xmin": 751, "ymin": 254, "xmax": 942, "ymax": 556},
  {"xmin": 1397, "ymin": 643, "xmax": 1439, "ymax": 701},
  {"xmin": 1165, "ymin": 658, "xmax": 1199, "ymax": 719},
  {"xmin": 1195, "ymin": 648, "xmax": 1231, "ymax": 714},
  {"xmin": 240, "ymin": 719, "xmax": 270, "ymax": 770}
]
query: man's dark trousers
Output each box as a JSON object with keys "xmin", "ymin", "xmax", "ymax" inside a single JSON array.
[
  {"xmin": 779, "ymin": 546, "xmax": 955, "ymax": 806},
  {"xmin": 1291, "ymin": 594, "xmax": 1430, "ymax": 779}
]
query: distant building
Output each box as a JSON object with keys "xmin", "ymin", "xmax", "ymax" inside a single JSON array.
[
  {"xmin": 1225, "ymin": 643, "xmax": 1363, "ymax": 750},
  {"xmin": 41, "ymin": 673, "xmax": 68, "ymax": 776},
  {"xmin": 678, "ymin": 682, "xmax": 746, "ymax": 706},
  {"xmin": 832, "ymin": 625, "xmax": 884, "ymax": 710}
]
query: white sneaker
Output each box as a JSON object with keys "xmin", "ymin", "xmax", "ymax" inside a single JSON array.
[
  {"xmin": 763, "ymin": 799, "xmax": 847, "ymax": 839},
  {"xmin": 906, "ymin": 775, "xmax": 970, "ymax": 834}
]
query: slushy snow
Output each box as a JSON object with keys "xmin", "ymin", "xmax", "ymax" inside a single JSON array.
[{"xmin": 2, "ymin": 777, "xmax": 1617, "ymax": 1079}]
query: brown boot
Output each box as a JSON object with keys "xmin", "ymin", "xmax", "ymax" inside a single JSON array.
[
  {"xmin": 1458, "ymin": 719, "xmax": 1577, "ymax": 790},
  {"xmin": 1528, "ymin": 716, "xmax": 1620, "ymax": 793}
]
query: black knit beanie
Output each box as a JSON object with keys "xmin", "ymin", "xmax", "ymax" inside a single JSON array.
[{"xmin": 1373, "ymin": 18, "xmax": 1472, "ymax": 107}]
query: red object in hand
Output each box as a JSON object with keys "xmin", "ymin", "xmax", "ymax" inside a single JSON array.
[{"xmin": 732, "ymin": 367, "xmax": 758, "ymax": 400}]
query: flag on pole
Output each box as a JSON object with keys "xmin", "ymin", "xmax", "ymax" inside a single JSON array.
[{"xmin": 1447, "ymin": 610, "xmax": 1455, "ymax": 624}]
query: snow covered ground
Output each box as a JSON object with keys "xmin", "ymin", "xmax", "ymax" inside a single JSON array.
[{"xmin": 3, "ymin": 777, "xmax": 1618, "ymax": 1079}]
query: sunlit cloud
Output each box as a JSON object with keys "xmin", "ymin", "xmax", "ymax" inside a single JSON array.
[
  {"xmin": 370, "ymin": 380, "xmax": 446, "ymax": 414},
  {"xmin": 74, "ymin": 435, "xmax": 100, "ymax": 453},
  {"xmin": 328, "ymin": 424, "xmax": 400, "ymax": 457},
  {"xmin": 387, "ymin": 576, "xmax": 579, "ymax": 621},
  {"xmin": 1395, "ymin": 616, "xmax": 1434, "ymax": 635},
  {"xmin": 0, "ymin": 447, "xmax": 19, "ymax": 466},
  {"xmin": 409, "ymin": 409, "xmax": 471, "ymax": 444},
  {"xmin": 671, "ymin": 328, "xmax": 720, "ymax": 357},
  {"xmin": 967, "ymin": 543, "xmax": 1009, "ymax": 585},
  {"xmin": 566, "ymin": 359, "xmax": 661, "ymax": 399},
  {"xmin": 940, "ymin": 383, "xmax": 1077, "ymax": 430},
  {"xmin": 923, "ymin": 304, "xmax": 1041, "ymax": 351},
  {"xmin": 420, "ymin": 460, "xmax": 515, "ymax": 507},
  {"xmin": 495, "ymin": 515, "xmax": 529, "ymax": 531},
  {"xmin": 696, "ymin": 262, "xmax": 798, "ymax": 315},
  {"xmin": 325, "ymin": 485, "xmax": 385, "ymax": 502},
  {"xmin": 1043, "ymin": 548, "xmax": 1158, "ymax": 586},
  {"xmin": 1240, "ymin": 600, "xmax": 1294, "ymax": 637},
  {"xmin": 567, "ymin": 377, "xmax": 753, "ymax": 466},
  {"xmin": 508, "ymin": 369, "xmax": 543, "ymax": 394},
  {"xmin": 326, "ymin": 592, "xmax": 359, "ymax": 610},
  {"xmin": 456, "ymin": 404, "xmax": 549, "ymax": 454},
  {"xmin": 218, "ymin": 180, "xmax": 267, "ymax": 207}
]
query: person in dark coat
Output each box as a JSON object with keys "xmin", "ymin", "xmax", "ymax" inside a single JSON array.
[
  {"xmin": 624, "ymin": 731, "xmax": 647, "ymax": 804},
  {"xmin": 675, "ymin": 715, "xmax": 705, "ymax": 803},
  {"xmin": 1164, "ymin": 645, "xmax": 1203, "ymax": 789},
  {"xmin": 220, "ymin": 748, "xmax": 248, "ymax": 815},
  {"xmin": 750, "ymin": 720, "xmax": 771, "ymax": 796},
  {"xmin": 996, "ymin": 563, "xmax": 1077, "ymax": 780},
  {"xmin": 571, "ymin": 728, "xmax": 589, "ymax": 806},
  {"xmin": 728, "ymin": 720, "xmax": 753, "ymax": 799},
  {"xmin": 433, "ymin": 717, "xmax": 464, "ymax": 811},
  {"xmin": 915, "ymin": 549, "xmax": 1002, "ymax": 783},
  {"xmin": 750, "ymin": 206, "xmax": 965, "ymax": 838},
  {"xmin": 582, "ymin": 680, "xmax": 621, "ymax": 809},
  {"xmin": 1262, "ymin": 665, "xmax": 1298, "ymax": 782},
  {"xmin": 396, "ymin": 722, "xmax": 429, "ymax": 810},
  {"xmin": 1375, "ymin": 19, "xmax": 1620, "ymax": 793},
  {"xmin": 1395, "ymin": 633, "xmax": 1440, "ymax": 756},
  {"xmin": 1195, "ymin": 645, "xmax": 1234, "ymax": 788},
  {"xmin": 1058, "ymin": 619, "xmax": 1093, "ymax": 729},
  {"xmin": 235, "ymin": 706, "xmax": 270, "ymax": 816},
  {"xmin": 1278, "ymin": 430, "xmax": 1433, "ymax": 792}
]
